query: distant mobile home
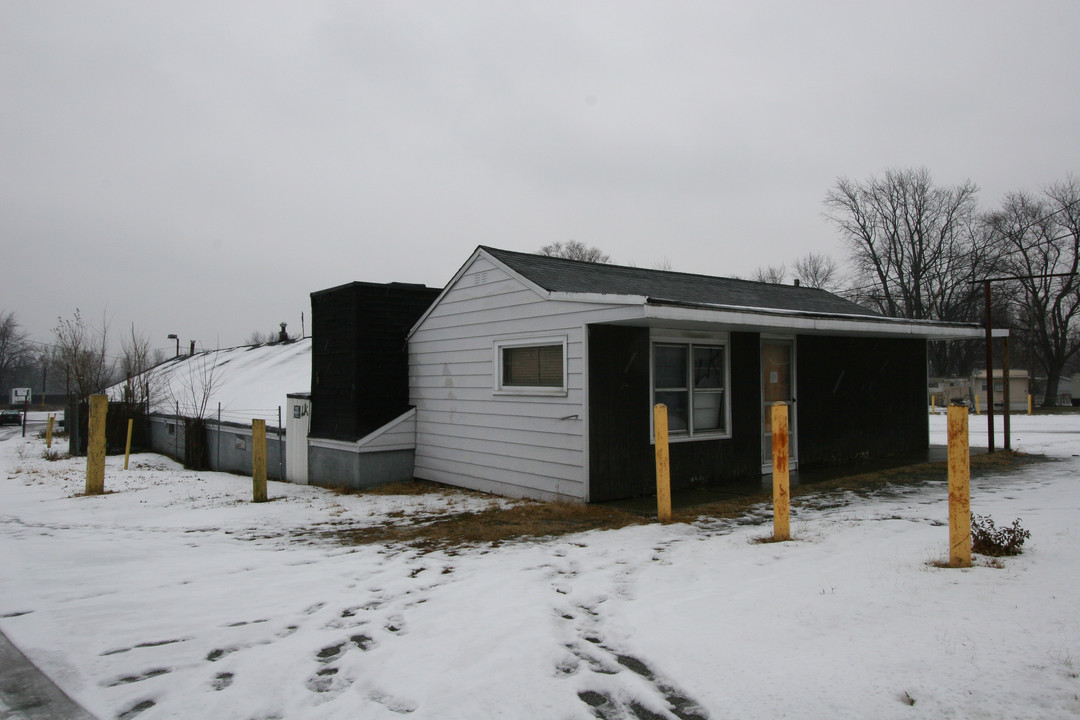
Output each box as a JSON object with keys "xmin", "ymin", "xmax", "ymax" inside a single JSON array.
[{"xmin": 971, "ymin": 369, "xmax": 1030, "ymax": 413}]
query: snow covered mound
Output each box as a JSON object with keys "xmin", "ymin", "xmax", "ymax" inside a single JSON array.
[{"xmin": 109, "ymin": 338, "xmax": 310, "ymax": 424}]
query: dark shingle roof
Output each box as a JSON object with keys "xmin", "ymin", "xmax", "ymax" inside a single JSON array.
[{"xmin": 481, "ymin": 246, "xmax": 879, "ymax": 317}]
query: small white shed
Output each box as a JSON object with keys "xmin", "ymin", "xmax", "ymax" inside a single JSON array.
[{"xmin": 285, "ymin": 393, "xmax": 311, "ymax": 484}]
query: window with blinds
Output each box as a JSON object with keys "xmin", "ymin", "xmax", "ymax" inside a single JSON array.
[
  {"xmin": 495, "ymin": 338, "xmax": 567, "ymax": 393},
  {"xmin": 502, "ymin": 345, "xmax": 563, "ymax": 387}
]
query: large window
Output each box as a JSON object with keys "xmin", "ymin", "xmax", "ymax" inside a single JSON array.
[
  {"xmin": 652, "ymin": 340, "xmax": 728, "ymax": 439},
  {"xmin": 494, "ymin": 337, "xmax": 567, "ymax": 394}
]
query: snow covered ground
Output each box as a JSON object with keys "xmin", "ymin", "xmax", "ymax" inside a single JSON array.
[{"xmin": 1, "ymin": 413, "xmax": 1078, "ymax": 719}]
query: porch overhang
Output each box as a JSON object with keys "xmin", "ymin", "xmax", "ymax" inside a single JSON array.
[{"xmin": 601, "ymin": 297, "xmax": 995, "ymax": 340}]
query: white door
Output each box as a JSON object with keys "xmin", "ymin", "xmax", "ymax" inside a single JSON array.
[{"xmin": 285, "ymin": 398, "xmax": 311, "ymax": 484}]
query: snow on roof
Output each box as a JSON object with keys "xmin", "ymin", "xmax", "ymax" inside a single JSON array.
[{"xmin": 109, "ymin": 338, "xmax": 311, "ymax": 425}]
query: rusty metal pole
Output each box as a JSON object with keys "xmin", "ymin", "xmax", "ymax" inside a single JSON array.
[
  {"xmin": 984, "ymin": 281, "xmax": 995, "ymax": 453},
  {"xmin": 772, "ymin": 403, "xmax": 791, "ymax": 541}
]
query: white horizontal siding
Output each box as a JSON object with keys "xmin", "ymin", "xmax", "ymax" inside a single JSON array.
[
  {"xmin": 356, "ymin": 409, "xmax": 416, "ymax": 453},
  {"xmin": 417, "ymin": 418, "xmax": 583, "ymax": 453},
  {"xmin": 415, "ymin": 455, "xmax": 583, "ymax": 502},
  {"xmin": 414, "ymin": 301, "xmax": 639, "ymax": 342},
  {"xmin": 409, "ymin": 255, "xmax": 633, "ymax": 501}
]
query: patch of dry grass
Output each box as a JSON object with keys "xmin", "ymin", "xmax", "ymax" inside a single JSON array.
[
  {"xmin": 670, "ymin": 451, "xmax": 1042, "ymax": 524},
  {"xmin": 332, "ymin": 479, "xmax": 452, "ymax": 496},
  {"xmin": 310, "ymin": 451, "xmax": 1045, "ymax": 551},
  {"xmin": 313, "ymin": 497, "xmax": 645, "ymax": 551}
]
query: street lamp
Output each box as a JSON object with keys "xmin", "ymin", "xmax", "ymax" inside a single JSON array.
[{"xmin": 167, "ymin": 334, "xmax": 179, "ymax": 357}]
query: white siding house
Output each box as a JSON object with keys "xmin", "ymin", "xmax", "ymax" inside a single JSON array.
[
  {"xmin": 408, "ymin": 251, "xmax": 640, "ymax": 501},
  {"xmin": 406, "ymin": 246, "xmax": 988, "ymax": 503}
]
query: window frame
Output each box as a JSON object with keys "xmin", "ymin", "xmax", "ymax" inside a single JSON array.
[
  {"xmin": 493, "ymin": 335, "xmax": 569, "ymax": 396},
  {"xmin": 650, "ymin": 331, "xmax": 731, "ymax": 443}
]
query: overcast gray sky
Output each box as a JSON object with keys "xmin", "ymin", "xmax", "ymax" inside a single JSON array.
[{"xmin": 3, "ymin": 1, "xmax": 1078, "ymax": 354}]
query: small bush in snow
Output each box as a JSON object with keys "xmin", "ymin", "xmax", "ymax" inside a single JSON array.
[{"xmin": 970, "ymin": 514, "xmax": 1030, "ymax": 556}]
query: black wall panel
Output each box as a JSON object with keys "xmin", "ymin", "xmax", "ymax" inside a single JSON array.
[
  {"xmin": 587, "ymin": 327, "xmax": 762, "ymax": 502},
  {"xmin": 795, "ymin": 335, "xmax": 928, "ymax": 467},
  {"xmin": 310, "ymin": 282, "xmax": 440, "ymax": 441}
]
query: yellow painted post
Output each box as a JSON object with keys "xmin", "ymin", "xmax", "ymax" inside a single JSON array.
[
  {"xmin": 86, "ymin": 394, "xmax": 107, "ymax": 495},
  {"xmin": 124, "ymin": 418, "xmax": 134, "ymax": 470},
  {"xmin": 252, "ymin": 419, "xmax": 267, "ymax": 503},
  {"xmin": 974, "ymin": 393, "xmax": 981, "ymax": 415},
  {"xmin": 653, "ymin": 404, "xmax": 672, "ymax": 523},
  {"xmin": 947, "ymin": 405, "xmax": 972, "ymax": 568},
  {"xmin": 772, "ymin": 402, "xmax": 790, "ymax": 541},
  {"xmin": 45, "ymin": 414, "xmax": 54, "ymax": 449},
  {"xmin": 931, "ymin": 396, "xmax": 936, "ymax": 415},
  {"xmin": 1028, "ymin": 394, "xmax": 1032, "ymax": 415}
]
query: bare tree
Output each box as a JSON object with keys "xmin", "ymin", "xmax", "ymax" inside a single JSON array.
[
  {"xmin": 118, "ymin": 323, "xmax": 167, "ymax": 408},
  {"xmin": 53, "ymin": 309, "xmax": 115, "ymax": 401},
  {"xmin": 792, "ymin": 253, "xmax": 841, "ymax": 292},
  {"xmin": 985, "ymin": 176, "xmax": 1080, "ymax": 406},
  {"xmin": 0, "ymin": 311, "xmax": 31, "ymax": 392},
  {"xmin": 538, "ymin": 240, "xmax": 611, "ymax": 263},
  {"xmin": 167, "ymin": 350, "xmax": 227, "ymax": 420},
  {"xmin": 825, "ymin": 167, "xmax": 993, "ymax": 375},
  {"xmin": 752, "ymin": 264, "xmax": 787, "ymax": 284},
  {"xmin": 247, "ymin": 330, "xmax": 272, "ymax": 345}
]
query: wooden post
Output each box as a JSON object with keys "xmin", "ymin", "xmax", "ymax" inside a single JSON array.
[
  {"xmin": 947, "ymin": 405, "xmax": 972, "ymax": 568},
  {"xmin": 45, "ymin": 414, "xmax": 54, "ymax": 449},
  {"xmin": 974, "ymin": 393, "xmax": 980, "ymax": 415},
  {"xmin": 772, "ymin": 402, "xmax": 790, "ymax": 541},
  {"xmin": 1028, "ymin": 394, "xmax": 1033, "ymax": 415},
  {"xmin": 653, "ymin": 404, "xmax": 672, "ymax": 523},
  {"xmin": 252, "ymin": 419, "xmax": 267, "ymax": 503},
  {"xmin": 124, "ymin": 418, "xmax": 134, "ymax": 470},
  {"xmin": 86, "ymin": 394, "xmax": 107, "ymax": 495},
  {"xmin": 931, "ymin": 396, "xmax": 936, "ymax": 415}
]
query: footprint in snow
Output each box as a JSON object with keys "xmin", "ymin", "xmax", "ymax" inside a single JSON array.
[
  {"xmin": 306, "ymin": 666, "xmax": 353, "ymax": 696},
  {"xmin": 102, "ymin": 668, "xmax": 171, "ymax": 687},
  {"xmin": 116, "ymin": 699, "xmax": 156, "ymax": 720},
  {"xmin": 316, "ymin": 642, "xmax": 346, "ymax": 663},
  {"xmin": 206, "ymin": 647, "xmax": 238, "ymax": 662},
  {"xmin": 351, "ymin": 633, "xmax": 376, "ymax": 651},
  {"xmin": 369, "ymin": 690, "xmax": 417, "ymax": 714}
]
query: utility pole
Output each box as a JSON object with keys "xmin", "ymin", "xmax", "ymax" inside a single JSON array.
[{"xmin": 984, "ymin": 281, "xmax": 995, "ymax": 453}]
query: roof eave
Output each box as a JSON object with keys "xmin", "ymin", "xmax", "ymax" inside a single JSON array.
[{"xmin": 641, "ymin": 300, "xmax": 991, "ymax": 339}]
